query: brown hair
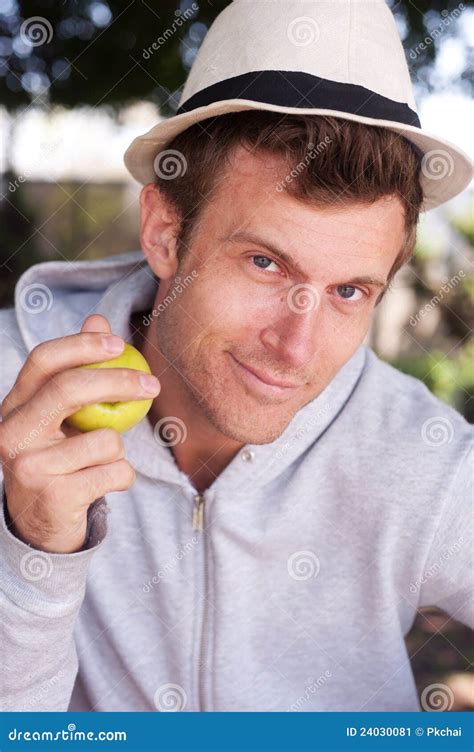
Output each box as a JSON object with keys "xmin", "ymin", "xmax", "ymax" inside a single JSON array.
[{"xmin": 154, "ymin": 111, "xmax": 424, "ymax": 297}]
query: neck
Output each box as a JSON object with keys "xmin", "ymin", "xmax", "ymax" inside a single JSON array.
[{"xmin": 133, "ymin": 313, "xmax": 244, "ymax": 493}]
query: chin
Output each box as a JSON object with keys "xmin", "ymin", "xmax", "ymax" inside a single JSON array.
[{"xmin": 202, "ymin": 399, "xmax": 294, "ymax": 445}]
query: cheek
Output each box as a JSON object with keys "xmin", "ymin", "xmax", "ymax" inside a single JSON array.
[{"xmin": 192, "ymin": 271, "xmax": 267, "ymax": 335}]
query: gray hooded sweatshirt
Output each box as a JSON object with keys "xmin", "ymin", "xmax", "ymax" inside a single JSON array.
[{"xmin": 0, "ymin": 251, "xmax": 472, "ymax": 713}]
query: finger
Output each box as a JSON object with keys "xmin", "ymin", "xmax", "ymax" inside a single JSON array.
[
  {"xmin": 73, "ymin": 459, "xmax": 136, "ymax": 503},
  {"xmin": 2, "ymin": 332, "xmax": 125, "ymax": 417},
  {"xmin": 81, "ymin": 315, "xmax": 112, "ymax": 335},
  {"xmin": 11, "ymin": 429, "xmax": 125, "ymax": 476},
  {"xmin": 9, "ymin": 366, "xmax": 160, "ymax": 440}
]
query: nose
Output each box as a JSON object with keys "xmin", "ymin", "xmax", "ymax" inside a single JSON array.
[{"xmin": 259, "ymin": 294, "xmax": 320, "ymax": 370}]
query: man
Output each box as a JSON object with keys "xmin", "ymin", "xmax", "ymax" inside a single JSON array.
[{"xmin": 0, "ymin": 0, "xmax": 472, "ymax": 712}]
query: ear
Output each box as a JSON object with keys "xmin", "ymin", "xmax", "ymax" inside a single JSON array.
[{"xmin": 140, "ymin": 183, "xmax": 180, "ymax": 280}]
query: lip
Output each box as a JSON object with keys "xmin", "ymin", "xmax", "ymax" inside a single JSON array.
[{"xmin": 228, "ymin": 353, "xmax": 301, "ymax": 397}]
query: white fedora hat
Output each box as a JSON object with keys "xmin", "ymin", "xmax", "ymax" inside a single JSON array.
[{"xmin": 124, "ymin": 0, "xmax": 472, "ymax": 212}]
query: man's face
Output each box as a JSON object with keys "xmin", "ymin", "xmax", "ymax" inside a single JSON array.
[{"xmin": 150, "ymin": 146, "xmax": 406, "ymax": 445}]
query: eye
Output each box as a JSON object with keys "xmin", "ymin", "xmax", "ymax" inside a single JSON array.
[
  {"xmin": 251, "ymin": 255, "xmax": 281, "ymax": 273},
  {"xmin": 335, "ymin": 285, "xmax": 365, "ymax": 302}
]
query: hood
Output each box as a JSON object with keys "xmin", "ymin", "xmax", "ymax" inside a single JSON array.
[{"xmin": 15, "ymin": 250, "xmax": 156, "ymax": 349}]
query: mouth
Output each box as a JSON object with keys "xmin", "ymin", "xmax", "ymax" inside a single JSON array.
[{"xmin": 227, "ymin": 353, "xmax": 302, "ymax": 399}]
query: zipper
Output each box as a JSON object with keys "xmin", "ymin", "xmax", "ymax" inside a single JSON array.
[
  {"xmin": 192, "ymin": 492, "xmax": 205, "ymax": 532},
  {"xmin": 192, "ymin": 492, "xmax": 209, "ymax": 710}
]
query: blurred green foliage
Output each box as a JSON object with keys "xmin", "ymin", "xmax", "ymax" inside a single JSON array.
[{"xmin": 393, "ymin": 341, "xmax": 473, "ymax": 419}]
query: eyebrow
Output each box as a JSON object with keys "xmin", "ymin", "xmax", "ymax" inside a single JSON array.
[{"xmin": 225, "ymin": 230, "xmax": 389, "ymax": 289}]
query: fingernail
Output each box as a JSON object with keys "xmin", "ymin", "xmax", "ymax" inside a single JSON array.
[
  {"xmin": 140, "ymin": 373, "xmax": 160, "ymax": 394},
  {"xmin": 103, "ymin": 335, "xmax": 124, "ymax": 354}
]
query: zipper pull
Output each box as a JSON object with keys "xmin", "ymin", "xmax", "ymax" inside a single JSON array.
[{"xmin": 192, "ymin": 493, "xmax": 205, "ymax": 532}]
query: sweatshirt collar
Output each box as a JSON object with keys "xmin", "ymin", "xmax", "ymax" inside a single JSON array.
[{"xmin": 124, "ymin": 344, "xmax": 367, "ymax": 495}]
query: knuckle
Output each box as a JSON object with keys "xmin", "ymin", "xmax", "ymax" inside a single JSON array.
[
  {"xmin": 77, "ymin": 332, "xmax": 100, "ymax": 356},
  {"xmin": 53, "ymin": 369, "xmax": 78, "ymax": 399},
  {"xmin": 28, "ymin": 342, "xmax": 47, "ymax": 370},
  {"xmin": 112, "ymin": 460, "xmax": 135, "ymax": 489},
  {"xmin": 108, "ymin": 430, "xmax": 124, "ymax": 457},
  {"xmin": 0, "ymin": 395, "xmax": 13, "ymax": 420},
  {"xmin": 123, "ymin": 368, "xmax": 140, "ymax": 389},
  {"xmin": 12, "ymin": 453, "xmax": 37, "ymax": 483},
  {"xmin": 90, "ymin": 429, "xmax": 123, "ymax": 459},
  {"xmin": 0, "ymin": 423, "xmax": 8, "ymax": 456},
  {"xmin": 121, "ymin": 461, "xmax": 136, "ymax": 488}
]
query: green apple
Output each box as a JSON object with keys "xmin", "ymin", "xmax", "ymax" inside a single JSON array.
[{"xmin": 67, "ymin": 343, "xmax": 154, "ymax": 433}]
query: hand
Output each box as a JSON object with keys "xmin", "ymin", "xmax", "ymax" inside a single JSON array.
[{"xmin": 0, "ymin": 315, "xmax": 160, "ymax": 553}]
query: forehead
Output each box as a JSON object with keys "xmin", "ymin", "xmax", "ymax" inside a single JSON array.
[{"xmin": 203, "ymin": 145, "xmax": 406, "ymax": 275}]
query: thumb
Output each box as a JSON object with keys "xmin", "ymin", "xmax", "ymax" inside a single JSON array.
[{"xmin": 81, "ymin": 314, "xmax": 113, "ymax": 335}]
